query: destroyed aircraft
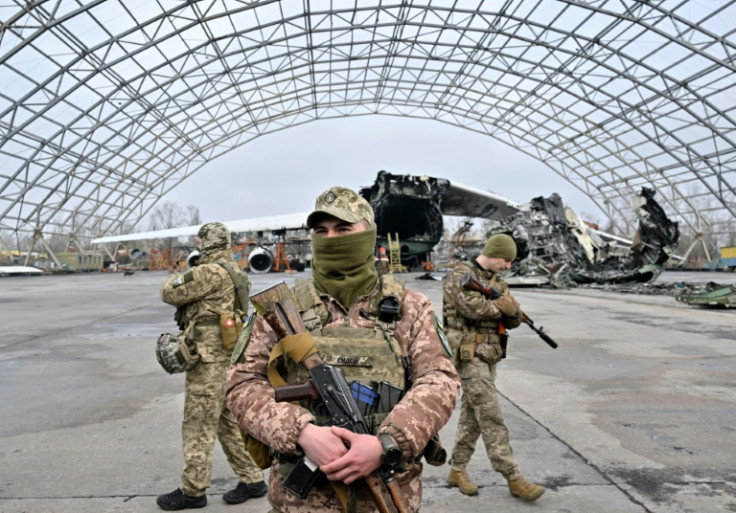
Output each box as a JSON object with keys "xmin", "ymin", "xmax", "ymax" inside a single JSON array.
[
  {"xmin": 92, "ymin": 170, "xmax": 679, "ymax": 285},
  {"xmin": 486, "ymin": 187, "xmax": 680, "ymax": 287},
  {"xmin": 359, "ymin": 170, "xmax": 520, "ymax": 269}
]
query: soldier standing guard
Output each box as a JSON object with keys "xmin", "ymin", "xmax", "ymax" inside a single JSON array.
[
  {"xmin": 444, "ymin": 234, "xmax": 546, "ymax": 501},
  {"xmin": 157, "ymin": 222, "xmax": 267, "ymax": 510},
  {"xmin": 226, "ymin": 186, "xmax": 460, "ymax": 513}
]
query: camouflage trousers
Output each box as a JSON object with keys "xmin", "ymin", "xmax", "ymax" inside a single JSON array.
[
  {"xmin": 449, "ymin": 358, "xmax": 520, "ymax": 480},
  {"xmin": 181, "ymin": 360, "xmax": 263, "ymax": 496}
]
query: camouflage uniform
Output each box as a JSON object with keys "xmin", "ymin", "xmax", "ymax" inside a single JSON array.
[
  {"xmin": 160, "ymin": 223, "xmax": 263, "ymax": 498},
  {"xmin": 226, "ymin": 279, "xmax": 460, "ymax": 513},
  {"xmin": 443, "ymin": 259, "xmax": 523, "ymax": 480}
]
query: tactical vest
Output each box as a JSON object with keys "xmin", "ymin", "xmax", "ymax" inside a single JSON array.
[
  {"xmin": 286, "ymin": 276, "xmax": 407, "ymax": 433},
  {"xmin": 443, "ymin": 261, "xmax": 505, "ymax": 345}
]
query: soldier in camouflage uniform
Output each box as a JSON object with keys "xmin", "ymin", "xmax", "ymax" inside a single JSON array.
[
  {"xmin": 157, "ymin": 222, "xmax": 267, "ymax": 511},
  {"xmin": 444, "ymin": 234, "xmax": 546, "ymax": 502},
  {"xmin": 226, "ymin": 187, "xmax": 460, "ymax": 513}
]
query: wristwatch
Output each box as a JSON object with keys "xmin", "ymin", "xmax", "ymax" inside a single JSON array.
[{"xmin": 379, "ymin": 433, "xmax": 402, "ymax": 467}]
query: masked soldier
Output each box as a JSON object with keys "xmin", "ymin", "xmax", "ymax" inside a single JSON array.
[
  {"xmin": 226, "ymin": 186, "xmax": 460, "ymax": 513},
  {"xmin": 444, "ymin": 234, "xmax": 546, "ymax": 501},
  {"xmin": 157, "ymin": 222, "xmax": 267, "ymax": 510}
]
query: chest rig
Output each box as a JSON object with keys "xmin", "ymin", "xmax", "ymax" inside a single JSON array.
[{"xmin": 286, "ymin": 277, "xmax": 407, "ymax": 433}]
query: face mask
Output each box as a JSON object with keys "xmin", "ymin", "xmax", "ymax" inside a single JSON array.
[{"xmin": 311, "ymin": 226, "xmax": 378, "ymax": 309}]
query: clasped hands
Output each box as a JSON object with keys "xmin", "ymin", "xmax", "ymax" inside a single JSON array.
[{"xmin": 297, "ymin": 423, "xmax": 383, "ymax": 484}]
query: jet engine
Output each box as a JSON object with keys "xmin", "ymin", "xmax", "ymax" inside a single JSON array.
[{"xmin": 248, "ymin": 246, "xmax": 274, "ymax": 273}]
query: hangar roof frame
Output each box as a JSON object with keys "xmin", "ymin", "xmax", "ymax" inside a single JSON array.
[{"xmin": 1, "ymin": 0, "xmax": 735, "ymax": 248}]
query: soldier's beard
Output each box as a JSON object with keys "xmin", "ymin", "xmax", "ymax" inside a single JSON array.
[{"xmin": 311, "ymin": 226, "xmax": 378, "ymax": 309}]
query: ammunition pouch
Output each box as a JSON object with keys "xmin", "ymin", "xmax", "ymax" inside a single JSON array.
[
  {"xmin": 219, "ymin": 311, "xmax": 243, "ymax": 351},
  {"xmin": 475, "ymin": 342, "xmax": 504, "ymax": 364},
  {"xmin": 459, "ymin": 341, "xmax": 475, "ymax": 362}
]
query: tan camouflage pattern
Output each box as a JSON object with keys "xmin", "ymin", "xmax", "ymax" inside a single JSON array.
[
  {"xmin": 443, "ymin": 259, "xmax": 523, "ymax": 480},
  {"xmin": 181, "ymin": 360, "xmax": 264, "ymax": 496},
  {"xmin": 197, "ymin": 221, "xmax": 231, "ymax": 257},
  {"xmin": 160, "ymin": 248, "xmax": 263, "ymax": 496},
  {"xmin": 226, "ymin": 282, "xmax": 460, "ymax": 513},
  {"xmin": 306, "ymin": 186, "xmax": 375, "ymax": 228},
  {"xmin": 161, "ymin": 248, "xmax": 240, "ymax": 362}
]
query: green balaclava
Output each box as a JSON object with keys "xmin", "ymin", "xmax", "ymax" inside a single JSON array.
[
  {"xmin": 482, "ymin": 233, "xmax": 517, "ymax": 260},
  {"xmin": 308, "ymin": 186, "xmax": 378, "ymax": 309}
]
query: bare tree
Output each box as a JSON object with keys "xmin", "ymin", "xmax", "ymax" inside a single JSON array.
[{"xmin": 147, "ymin": 201, "xmax": 201, "ymax": 249}]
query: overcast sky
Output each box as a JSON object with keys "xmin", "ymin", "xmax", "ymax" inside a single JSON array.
[{"xmin": 164, "ymin": 115, "xmax": 603, "ymax": 228}]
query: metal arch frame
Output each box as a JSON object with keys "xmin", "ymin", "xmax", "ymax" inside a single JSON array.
[{"xmin": 0, "ymin": 0, "xmax": 734, "ymax": 254}]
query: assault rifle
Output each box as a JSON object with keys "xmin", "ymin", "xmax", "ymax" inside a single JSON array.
[
  {"xmin": 461, "ymin": 273, "xmax": 559, "ymax": 349},
  {"xmin": 251, "ymin": 282, "xmax": 409, "ymax": 513}
]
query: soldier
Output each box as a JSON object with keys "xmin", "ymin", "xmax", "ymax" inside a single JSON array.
[
  {"xmin": 226, "ymin": 186, "xmax": 460, "ymax": 513},
  {"xmin": 157, "ymin": 222, "xmax": 267, "ymax": 510},
  {"xmin": 444, "ymin": 234, "xmax": 546, "ymax": 501}
]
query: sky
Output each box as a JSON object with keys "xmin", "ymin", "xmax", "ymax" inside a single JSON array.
[{"xmin": 163, "ymin": 115, "xmax": 603, "ymax": 229}]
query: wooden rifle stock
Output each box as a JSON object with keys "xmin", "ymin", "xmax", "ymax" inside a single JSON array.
[{"xmin": 461, "ymin": 272, "xmax": 559, "ymax": 349}]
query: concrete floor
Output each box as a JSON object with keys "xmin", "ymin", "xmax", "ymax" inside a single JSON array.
[{"xmin": 0, "ymin": 269, "xmax": 734, "ymax": 512}]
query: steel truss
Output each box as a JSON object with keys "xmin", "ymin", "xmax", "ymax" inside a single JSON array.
[{"xmin": 1, "ymin": 0, "xmax": 734, "ymax": 251}]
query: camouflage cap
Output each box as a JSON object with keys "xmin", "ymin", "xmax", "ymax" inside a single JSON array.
[{"xmin": 306, "ymin": 186, "xmax": 375, "ymax": 228}]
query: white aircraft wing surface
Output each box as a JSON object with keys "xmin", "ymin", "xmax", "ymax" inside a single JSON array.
[
  {"xmin": 441, "ymin": 182, "xmax": 522, "ymax": 219},
  {"xmin": 91, "ymin": 211, "xmax": 310, "ymax": 244}
]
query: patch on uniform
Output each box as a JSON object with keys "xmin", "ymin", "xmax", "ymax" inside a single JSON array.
[
  {"xmin": 172, "ymin": 269, "xmax": 195, "ymax": 289},
  {"xmin": 230, "ymin": 313, "xmax": 256, "ymax": 365},
  {"xmin": 322, "ymin": 354, "xmax": 374, "ymax": 367},
  {"xmin": 433, "ymin": 314, "xmax": 453, "ymax": 358}
]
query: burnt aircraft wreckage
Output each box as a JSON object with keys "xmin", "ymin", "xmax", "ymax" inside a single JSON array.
[
  {"xmin": 91, "ymin": 170, "xmax": 679, "ymax": 284},
  {"xmin": 359, "ymin": 170, "xmax": 520, "ymax": 268},
  {"xmin": 489, "ymin": 187, "xmax": 681, "ymax": 287},
  {"xmin": 359, "ymin": 171, "xmax": 680, "ymax": 288}
]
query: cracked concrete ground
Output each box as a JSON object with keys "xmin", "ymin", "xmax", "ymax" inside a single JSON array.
[{"xmin": 1, "ymin": 270, "xmax": 734, "ymax": 513}]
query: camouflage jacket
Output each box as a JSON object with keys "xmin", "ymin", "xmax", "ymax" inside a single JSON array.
[
  {"xmin": 442, "ymin": 259, "xmax": 523, "ymax": 333},
  {"xmin": 160, "ymin": 249, "xmax": 241, "ymax": 362},
  {"xmin": 226, "ymin": 280, "xmax": 460, "ymax": 513}
]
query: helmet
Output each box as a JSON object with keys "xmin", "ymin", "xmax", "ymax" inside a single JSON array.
[{"xmin": 155, "ymin": 333, "xmax": 201, "ymax": 374}]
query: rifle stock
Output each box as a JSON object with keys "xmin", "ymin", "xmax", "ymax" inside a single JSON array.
[
  {"xmin": 251, "ymin": 282, "xmax": 409, "ymax": 513},
  {"xmin": 461, "ymin": 272, "xmax": 559, "ymax": 349}
]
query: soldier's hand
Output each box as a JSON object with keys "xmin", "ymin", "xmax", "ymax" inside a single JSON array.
[
  {"xmin": 297, "ymin": 423, "xmax": 348, "ymax": 467},
  {"xmin": 320, "ymin": 427, "xmax": 382, "ymax": 484},
  {"xmin": 488, "ymin": 287, "xmax": 502, "ymax": 300},
  {"xmin": 493, "ymin": 293, "xmax": 519, "ymax": 317}
]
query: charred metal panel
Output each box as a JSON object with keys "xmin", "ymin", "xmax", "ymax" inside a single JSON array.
[
  {"xmin": 360, "ymin": 171, "xmax": 448, "ymax": 267},
  {"xmin": 495, "ymin": 188, "xmax": 679, "ymax": 287}
]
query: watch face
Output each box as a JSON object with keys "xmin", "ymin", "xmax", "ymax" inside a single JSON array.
[{"xmin": 383, "ymin": 448, "xmax": 402, "ymax": 467}]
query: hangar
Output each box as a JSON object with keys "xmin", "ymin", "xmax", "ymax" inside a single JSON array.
[{"xmin": 1, "ymin": 1, "xmax": 734, "ymax": 262}]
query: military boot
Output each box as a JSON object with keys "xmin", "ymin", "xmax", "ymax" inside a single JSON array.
[
  {"xmin": 156, "ymin": 489, "xmax": 207, "ymax": 510},
  {"xmin": 507, "ymin": 476, "xmax": 545, "ymax": 501},
  {"xmin": 447, "ymin": 468, "xmax": 479, "ymax": 496}
]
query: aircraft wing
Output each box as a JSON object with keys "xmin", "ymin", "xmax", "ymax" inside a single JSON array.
[
  {"xmin": 441, "ymin": 182, "xmax": 522, "ymax": 219},
  {"xmin": 91, "ymin": 211, "xmax": 310, "ymax": 244}
]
